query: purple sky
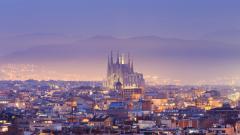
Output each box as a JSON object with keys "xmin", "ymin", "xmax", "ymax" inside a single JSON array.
[{"xmin": 0, "ymin": 0, "xmax": 240, "ymax": 85}]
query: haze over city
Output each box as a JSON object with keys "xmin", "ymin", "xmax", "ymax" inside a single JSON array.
[
  {"xmin": 0, "ymin": 0, "xmax": 240, "ymax": 85},
  {"xmin": 2, "ymin": 1, "xmax": 240, "ymax": 135}
]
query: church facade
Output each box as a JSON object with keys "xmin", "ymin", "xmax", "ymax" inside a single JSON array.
[{"xmin": 105, "ymin": 51, "xmax": 145, "ymax": 89}]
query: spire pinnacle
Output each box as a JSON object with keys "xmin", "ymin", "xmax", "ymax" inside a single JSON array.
[
  {"xmin": 128, "ymin": 53, "xmax": 130, "ymax": 66},
  {"xmin": 131, "ymin": 58, "xmax": 134, "ymax": 72},
  {"xmin": 110, "ymin": 50, "xmax": 113, "ymax": 64},
  {"xmin": 107, "ymin": 55, "xmax": 111, "ymax": 76},
  {"xmin": 121, "ymin": 54, "xmax": 125, "ymax": 64},
  {"xmin": 116, "ymin": 51, "xmax": 120, "ymax": 64}
]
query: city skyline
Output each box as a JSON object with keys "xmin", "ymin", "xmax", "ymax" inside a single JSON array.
[{"xmin": 1, "ymin": 1, "xmax": 240, "ymax": 134}]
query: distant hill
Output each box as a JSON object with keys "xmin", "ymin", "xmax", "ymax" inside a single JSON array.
[{"xmin": 1, "ymin": 36, "xmax": 239, "ymax": 63}]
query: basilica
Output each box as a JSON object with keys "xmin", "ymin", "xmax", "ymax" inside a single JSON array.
[{"xmin": 105, "ymin": 51, "xmax": 145, "ymax": 90}]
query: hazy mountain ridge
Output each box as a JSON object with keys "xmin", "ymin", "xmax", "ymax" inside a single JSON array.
[
  {"xmin": 1, "ymin": 36, "xmax": 239, "ymax": 63},
  {"xmin": 201, "ymin": 29, "xmax": 240, "ymax": 45}
]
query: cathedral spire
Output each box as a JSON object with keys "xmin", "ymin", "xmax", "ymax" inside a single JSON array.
[
  {"xmin": 131, "ymin": 59, "xmax": 134, "ymax": 72},
  {"xmin": 128, "ymin": 53, "xmax": 131, "ymax": 68},
  {"xmin": 116, "ymin": 51, "xmax": 120, "ymax": 64},
  {"xmin": 107, "ymin": 55, "xmax": 111, "ymax": 76},
  {"xmin": 110, "ymin": 50, "xmax": 113, "ymax": 65},
  {"xmin": 119, "ymin": 54, "xmax": 122, "ymax": 64},
  {"xmin": 121, "ymin": 54, "xmax": 125, "ymax": 64}
]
